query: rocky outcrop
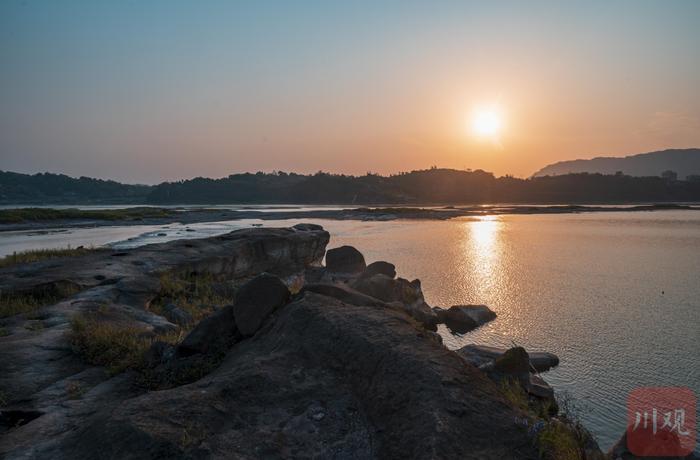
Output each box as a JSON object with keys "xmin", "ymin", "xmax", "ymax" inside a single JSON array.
[
  {"xmin": 325, "ymin": 245, "xmax": 366, "ymax": 273},
  {"xmin": 0, "ymin": 227, "xmax": 590, "ymax": 459},
  {"xmin": 0, "ymin": 226, "xmax": 329, "ymax": 452},
  {"xmin": 12, "ymin": 292, "xmax": 539, "ymax": 459}
]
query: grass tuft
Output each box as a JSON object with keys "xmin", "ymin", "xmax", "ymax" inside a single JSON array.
[
  {"xmin": 68, "ymin": 313, "xmax": 180, "ymax": 375},
  {"xmin": 0, "ymin": 282, "xmax": 81, "ymax": 318},
  {"xmin": 500, "ymin": 378, "xmax": 530, "ymax": 412},
  {"xmin": 151, "ymin": 271, "xmax": 236, "ymax": 326},
  {"xmin": 536, "ymin": 421, "xmax": 582, "ymax": 460}
]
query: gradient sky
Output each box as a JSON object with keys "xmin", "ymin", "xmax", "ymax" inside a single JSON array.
[{"xmin": 2, "ymin": 1, "xmax": 699, "ymax": 183}]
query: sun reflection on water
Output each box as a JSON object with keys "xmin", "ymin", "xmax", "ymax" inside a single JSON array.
[{"xmin": 464, "ymin": 215, "xmax": 503, "ymax": 302}]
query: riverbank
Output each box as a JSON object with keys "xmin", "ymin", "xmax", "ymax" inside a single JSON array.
[
  {"xmin": 1, "ymin": 203, "xmax": 698, "ymax": 232},
  {"xmin": 0, "ymin": 225, "xmax": 610, "ymax": 459}
]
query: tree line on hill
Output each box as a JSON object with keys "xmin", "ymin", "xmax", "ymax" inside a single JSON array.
[{"xmin": 2, "ymin": 168, "xmax": 700, "ymax": 205}]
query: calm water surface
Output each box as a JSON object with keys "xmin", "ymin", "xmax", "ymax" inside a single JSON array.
[{"xmin": 1, "ymin": 211, "xmax": 698, "ymax": 449}]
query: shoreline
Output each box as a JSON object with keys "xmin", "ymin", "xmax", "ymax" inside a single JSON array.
[{"xmin": 1, "ymin": 203, "xmax": 698, "ymax": 233}]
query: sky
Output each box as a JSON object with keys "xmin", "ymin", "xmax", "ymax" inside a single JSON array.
[{"xmin": 1, "ymin": 1, "xmax": 699, "ymax": 184}]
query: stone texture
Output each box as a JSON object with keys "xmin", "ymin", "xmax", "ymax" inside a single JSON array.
[
  {"xmin": 362, "ymin": 261, "xmax": 396, "ymax": 279},
  {"xmin": 13, "ymin": 292, "xmax": 539, "ymax": 459},
  {"xmin": 232, "ymin": 273, "xmax": 290, "ymax": 336},
  {"xmin": 325, "ymin": 245, "xmax": 366, "ymax": 273}
]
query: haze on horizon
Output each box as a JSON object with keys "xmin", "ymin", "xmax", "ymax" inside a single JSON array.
[{"xmin": 2, "ymin": 1, "xmax": 700, "ymax": 184}]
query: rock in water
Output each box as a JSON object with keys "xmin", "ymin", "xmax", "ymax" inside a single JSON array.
[
  {"xmin": 494, "ymin": 346, "xmax": 531, "ymax": 375},
  {"xmin": 362, "ymin": 261, "xmax": 396, "ymax": 279},
  {"xmin": 456, "ymin": 344, "xmax": 559, "ymax": 372},
  {"xmin": 435, "ymin": 305, "xmax": 497, "ymax": 333},
  {"xmin": 325, "ymin": 245, "xmax": 366, "ymax": 273},
  {"xmin": 233, "ymin": 273, "xmax": 290, "ymax": 336}
]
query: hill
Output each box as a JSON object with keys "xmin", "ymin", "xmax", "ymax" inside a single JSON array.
[
  {"xmin": 533, "ymin": 148, "xmax": 700, "ymax": 178},
  {"xmin": 3, "ymin": 165, "xmax": 700, "ymax": 206},
  {"xmin": 0, "ymin": 171, "xmax": 150, "ymax": 204}
]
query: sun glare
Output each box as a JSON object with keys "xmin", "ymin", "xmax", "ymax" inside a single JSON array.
[{"xmin": 471, "ymin": 107, "xmax": 503, "ymax": 139}]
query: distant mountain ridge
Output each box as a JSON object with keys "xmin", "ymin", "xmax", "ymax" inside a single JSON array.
[{"xmin": 533, "ymin": 148, "xmax": 700, "ymax": 178}]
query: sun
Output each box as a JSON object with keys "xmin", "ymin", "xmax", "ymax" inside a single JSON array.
[{"xmin": 471, "ymin": 107, "xmax": 503, "ymax": 139}]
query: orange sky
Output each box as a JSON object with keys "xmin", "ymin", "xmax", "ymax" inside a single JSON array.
[{"xmin": 2, "ymin": 2, "xmax": 699, "ymax": 183}]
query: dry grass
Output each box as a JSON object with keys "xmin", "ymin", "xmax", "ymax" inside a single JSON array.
[
  {"xmin": 500, "ymin": 378, "xmax": 530, "ymax": 412},
  {"xmin": 151, "ymin": 271, "xmax": 236, "ymax": 326},
  {"xmin": 0, "ymin": 246, "xmax": 99, "ymax": 268},
  {"xmin": 0, "ymin": 283, "xmax": 81, "ymax": 318},
  {"xmin": 68, "ymin": 313, "xmax": 181, "ymax": 375},
  {"xmin": 536, "ymin": 422, "xmax": 583, "ymax": 460}
]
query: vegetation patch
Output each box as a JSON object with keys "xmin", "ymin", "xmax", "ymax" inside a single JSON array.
[
  {"xmin": 68, "ymin": 313, "xmax": 180, "ymax": 375},
  {"xmin": 0, "ymin": 246, "xmax": 100, "ymax": 268},
  {"xmin": 0, "ymin": 207, "xmax": 174, "ymax": 224},
  {"xmin": 151, "ymin": 271, "xmax": 237, "ymax": 327},
  {"xmin": 500, "ymin": 378, "xmax": 530, "ymax": 412},
  {"xmin": 499, "ymin": 379, "xmax": 592, "ymax": 460},
  {"xmin": 0, "ymin": 282, "xmax": 81, "ymax": 318},
  {"xmin": 536, "ymin": 421, "xmax": 581, "ymax": 460}
]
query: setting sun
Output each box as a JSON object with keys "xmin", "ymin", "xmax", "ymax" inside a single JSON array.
[{"xmin": 471, "ymin": 107, "xmax": 503, "ymax": 139}]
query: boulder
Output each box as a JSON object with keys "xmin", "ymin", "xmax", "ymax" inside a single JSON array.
[
  {"xmin": 456, "ymin": 344, "xmax": 559, "ymax": 372},
  {"xmin": 233, "ymin": 273, "xmax": 290, "ymax": 336},
  {"xmin": 362, "ymin": 261, "xmax": 396, "ymax": 279},
  {"xmin": 494, "ymin": 346, "xmax": 530, "ymax": 375},
  {"xmin": 177, "ymin": 305, "xmax": 239, "ymax": 357},
  {"xmin": 325, "ymin": 246, "xmax": 366, "ymax": 274},
  {"xmin": 352, "ymin": 275, "xmax": 424, "ymax": 305},
  {"xmin": 435, "ymin": 305, "xmax": 496, "ymax": 333}
]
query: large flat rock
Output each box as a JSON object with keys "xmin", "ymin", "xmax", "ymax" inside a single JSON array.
[{"xmin": 16, "ymin": 292, "xmax": 538, "ymax": 459}]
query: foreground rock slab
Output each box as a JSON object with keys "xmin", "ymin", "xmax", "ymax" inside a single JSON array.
[{"xmin": 26, "ymin": 292, "xmax": 539, "ymax": 459}]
